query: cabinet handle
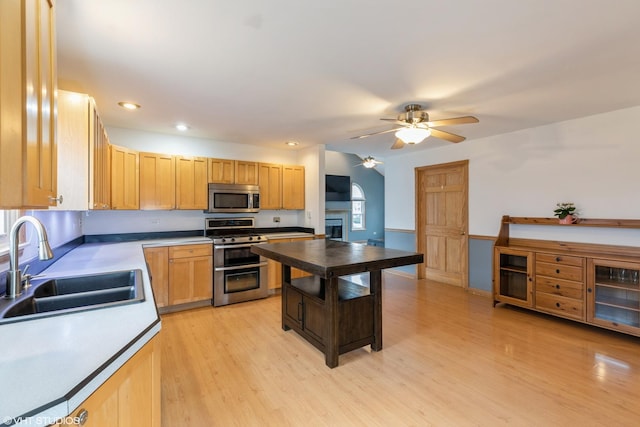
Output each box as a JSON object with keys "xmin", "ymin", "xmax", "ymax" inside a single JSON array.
[
  {"xmin": 587, "ymin": 288, "xmax": 592, "ymax": 293},
  {"xmin": 76, "ymin": 408, "xmax": 89, "ymax": 425},
  {"xmin": 555, "ymin": 302, "xmax": 561, "ymax": 308},
  {"xmin": 556, "ymin": 269, "xmax": 560, "ymax": 274},
  {"xmin": 555, "ymin": 256, "xmax": 561, "ymax": 262},
  {"xmin": 297, "ymin": 302, "xmax": 303, "ymax": 322},
  {"xmin": 555, "ymin": 284, "xmax": 560, "ymax": 289},
  {"xmin": 49, "ymin": 195, "xmax": 63, "ymax": 204}
]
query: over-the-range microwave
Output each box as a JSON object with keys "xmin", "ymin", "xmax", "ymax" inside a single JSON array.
[{"xmin": 206, "ymin": 183, "xmax": 260, "ymax": 213}]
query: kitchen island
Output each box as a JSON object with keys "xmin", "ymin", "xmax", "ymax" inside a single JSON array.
[{"xmin": 252, "ymin": 239, "xmax": 423, "ymax": 368}]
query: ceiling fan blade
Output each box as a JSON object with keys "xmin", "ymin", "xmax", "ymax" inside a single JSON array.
[
  {"xmin": 428, "ymin": 116, "xmax": 479, "ymax": 127},
  {"xmin": 429, "ymin": 128, "xmax": 466, "ymax": 143},
  {"xmin": 380, "ymin": 118, "xmax": 410, "ymax": 126},
  {"xmin": 390, "ymin": 139, "xmax": 405, "ymax": 149},
  {"xmin": 351, "ymin": 127, "xmax": 403, "ymax": 140}
]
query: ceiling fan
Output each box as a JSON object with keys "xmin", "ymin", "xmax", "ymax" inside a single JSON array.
[
  {"xmin": 351, "ymin": 104, "xmax": 479, "ymax": 149},
  {"xmin": 354, "ymin": 156, "xmax": 383, "ymax": 169}
]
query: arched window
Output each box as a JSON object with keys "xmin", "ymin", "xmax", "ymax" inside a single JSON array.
[{"xmin": 351, "ymin": 183, "xmax": 365, "ymax": 231}]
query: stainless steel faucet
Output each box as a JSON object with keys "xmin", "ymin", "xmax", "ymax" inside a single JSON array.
[{"xmin": 5, "ymin": 216, "xmax": 54, "ymax": 299}]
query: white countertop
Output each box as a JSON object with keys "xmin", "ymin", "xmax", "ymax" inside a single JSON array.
[
  {"xmin": 0, "ymin": 238, "xmax": 189, "ymax": 424},
  {"xmin": 264, "ymin": 232, "xmax": 314, "ymax": 240}
]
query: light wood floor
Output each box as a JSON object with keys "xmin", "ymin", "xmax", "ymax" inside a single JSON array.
[{"xmin": 160, "ymin": 273, "xmax": 640, "ymax": 426}]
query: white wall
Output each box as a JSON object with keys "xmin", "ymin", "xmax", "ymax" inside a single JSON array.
[{"xmin": 385, "ymin": 105, "xmax": 640, "ymax": 245}]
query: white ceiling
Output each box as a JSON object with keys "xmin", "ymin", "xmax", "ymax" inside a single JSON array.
[{"xmin": 56, "ymin": 0, "xmax": 640, "ymax": 161}]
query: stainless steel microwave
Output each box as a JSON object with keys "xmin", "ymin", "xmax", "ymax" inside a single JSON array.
[{"xmin": 206, "ymin": 184, "xmax": 260, "ymax": 213}]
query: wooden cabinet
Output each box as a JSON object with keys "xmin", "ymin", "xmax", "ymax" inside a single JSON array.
[
  {"xmin": 208, "ymin": 158, "xmax": 235, "ymax": 184},
  {"xmin": 283, "ymin": 275, "xmax": 373, "ymax": 355},
  {"xmin": 89, "ymin": 98, "xmax": 111, "ymax": 210},
  {"xmin": 143, "ymin": 247, "xmax": 169, "ymax": 308},
  {"xmin": 258, "ymin": 163, "xmax": 282, "ymax": 210},
  {"xmin": 175, "ymin": 156, "xmax": 208, "ymax": 209},
  {"xmin": 0, "ymin": 0, "xmax": 57, "ymax": 208},
  {"xmin": 258, "ymin": 163, "xmax": 305, "ymax": 210},
  {"xmin": 266, "ymin": 237, "xmax": 314, "ymax": 290},
  {"xmin": 55, "ymin": 334, "xmax": 161, "ymax": 427},
  {"xmin": 235, "ymin": 161, "xmax": 259, "ymax": 185},
  {"xmin": 282, "ymin": 165, "xmax": 305, "ymax": 210},
  {"xmin": 494, "ymin": 247, "xmax": 533, "ymax": 308},
  {"xmin": 53, "ymin": 90, "xmax": 90, "ymax": 210},
  {"xmin": 587, "ymin": 258, "xmax": 640, "ymax": 335},
  {"xmin": 534, "ymin": 253, "xmax": 585, "ymax": 320},
  {"xmin": 494, "ymin": 216, "xmax": 640, "ymax": 338},
  {"xmin": 168, "ymin": 244, "xmax": 213, "ymax": 306},
  {"xmin": 111, "ymin": 145, "xmax": 139, "ymax": 210},
  {"xmin": 140, "ymin": 152, "xmax": 175, "ymax": 209}
]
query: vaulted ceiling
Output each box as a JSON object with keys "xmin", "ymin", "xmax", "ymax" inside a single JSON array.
[{"xmin": 57, "ymin": 0, "xmax": 640, "ymax": 160}]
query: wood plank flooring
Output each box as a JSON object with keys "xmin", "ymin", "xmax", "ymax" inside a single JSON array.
[{"xmin": 160, "ymin": 273, "xmax": 640, "ymax": 426}]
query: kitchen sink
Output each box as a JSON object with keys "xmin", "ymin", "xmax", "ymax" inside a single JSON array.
[{"xmin": 0, "ymin": 270, "xmax": 145, "ymax": 323}]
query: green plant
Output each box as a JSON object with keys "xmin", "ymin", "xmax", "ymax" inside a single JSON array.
[{"xmin": 553, "ymin": 202, "xmax": 577, "ymax": 219}]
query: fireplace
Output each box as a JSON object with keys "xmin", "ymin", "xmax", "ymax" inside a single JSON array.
[{"xmin": 325, "ymin": 210, "xmax": 349, "ymax": 241}]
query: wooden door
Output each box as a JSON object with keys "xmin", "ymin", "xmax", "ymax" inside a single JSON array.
[
  {"xmin": 140, "ymin": 152, "xmax": 175, "ymax": 209},
  {"xmin": 258, "ymin": 163, "xmax": 282, "ymax": 209},
  {"xmin": 111, "ymin": 145, "xmax": 139, "ymax": 209},
  {"xmin": 416, "ymin": 160, "xmax": 468, "ymax": 287},
  {"xmin": 282, "ymin": 165, "xmax": 305, "ymax": 210}
]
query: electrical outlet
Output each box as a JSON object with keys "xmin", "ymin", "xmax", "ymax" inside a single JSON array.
[{"xmin": 273, "ymin": 216, "xmax": 280, "ymax": 223}]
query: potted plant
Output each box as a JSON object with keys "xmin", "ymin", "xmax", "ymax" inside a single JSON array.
[{"xmin": 554, "ymin": 202, "xmax": 578, "ymax": 224}]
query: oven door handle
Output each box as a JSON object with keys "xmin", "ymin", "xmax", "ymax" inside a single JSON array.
[
  {"xmin": 214, "ymin": 262, "xmax": 268, "ymax": 272},
  {"xmin": 214, "ymin": 243, "xmax": 267, "ymax": 250}
]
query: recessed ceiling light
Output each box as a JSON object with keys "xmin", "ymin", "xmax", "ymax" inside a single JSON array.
[
  {"xmin": 117, "ymin": 101, "xmax": 141, "ymax": 110},
  {"xmin": 285, "ymin": 141, "xmax": 299, "ymax": 146},
  {"xmin": 175, "ymin": 123, "xmax": 189, "ymax": 131}
]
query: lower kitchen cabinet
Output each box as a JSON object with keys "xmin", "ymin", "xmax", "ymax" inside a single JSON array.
[
  {"xmin": 266, "ymin": 237, "xmax": 314, "ymax": 290},
  {"xmin": 144, "ymin": 243, "xmax": 212, "ymax": 310},
  {"xmin": 54, "ymin": 334, "xmax": 161, "ymax": 427},
  {"xmin": 168, "ymin": 244, "xmax": 212, "ymax": 306}
]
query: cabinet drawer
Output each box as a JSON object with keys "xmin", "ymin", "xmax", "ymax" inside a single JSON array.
[
  {"xmin": 536, "ymin": 253, "xmax": 584, "ymax": 267},
  {"xmin": 535, "ymin": 262, "xmax": 583, "ymax": 281},
  {"xmin": 535, "ymin": 292, "xmax": 584, "ymax": 320},
  {"xmin": 536, "ymin": 276, "xmax": 583, "ymax": 300},
  {"xmin": 169, "ymin": 244, "xmax": 212, "ymax": 259}
]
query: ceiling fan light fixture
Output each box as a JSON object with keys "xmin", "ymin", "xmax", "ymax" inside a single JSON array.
[
  {"xmin": 362, "ymin": 156, "xmax": 377, "ymax": 168},
  {"xmin": 395, "ymin": 127, "xmax": 430, "ymax": 144}
]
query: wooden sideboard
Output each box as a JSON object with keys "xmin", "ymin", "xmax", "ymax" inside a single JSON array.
[{"xmin": 493, "ymin": 216, "xmax": 640, "ymax": 337}]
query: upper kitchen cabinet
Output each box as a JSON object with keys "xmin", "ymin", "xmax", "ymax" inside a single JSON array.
[
  {"xmin": 208, "ymin": 158, "xmax": 235, "ymax": 184},
  {"xmin": 258, "ymin": 163, "xmax": 282, "ymax": 210},
  {"xmin": 282, "ymin": 165, "xmax": 305, "ymax": 210},
  {"xmin": 111, "ymin": 145, "xmax": 139, "ymax": 210},
  {"xmin": 140, "ymin": 152, "xmax": 175, "ymax": 210},
  {"xmin": 235, "ymin": 161, "xmax": 259, "ymax": 185},
  {"xmin": 53, "ymin": 90, "xmax": 89, "ymax": 210},
  {"xmin": 89, "ymin": 98, "xmax": 111, "ymax": 209},
  {"xmin": 0, "ymin": 0, "xmax": 57, "ymax": 208},
  {"xmin": 175, "ymin": 156, "xmax": 207, "ymax": 209}
]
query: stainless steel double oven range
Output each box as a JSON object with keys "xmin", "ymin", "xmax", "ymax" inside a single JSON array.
[{"xmin": 205, "ymin": 217, "xmax": 269, "ymax": 307}]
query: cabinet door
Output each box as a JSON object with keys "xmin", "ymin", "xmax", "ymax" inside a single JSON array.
[
  {"xmin": 235, "ymin": 161, "xmax": 259, "ymax": 185},
  {"xmin": 144, "ymin": 247, "xmax": 169, "ymax": 308},
  {"xmin": 284, "ymin": 284, "xmax": 303, "ymax": 328},
  {"xmin": 258, "ymin": 163, "xmax": 282, "ymax": 210},
  {"xmin": 169, "ymin": 255, "xmax": 213, "ymax": 305},
  {"xmin": 140, "ymin": 152, "xmax": 175, "ymax": 209},
  {"xmin": 175, "ymin": 156, "xmax": 208, "ymax": 209},
  {"xmin": 587, "ymin": 258, "xmax": 640, "ymax": 336},
  {"xmin": 282, "ymin": 165, "xmax": 305, "ymax": 210},
  {"xmin": 494, "ymin": 247, "xmax": 533, "ymax": 307},
  {"xmin": 0, "ymin": 0, "xmax": 57, "ymax": 208},
  {"xmin": 111, "ymin": 145, "xmax": 139, "ymax": 209},
  {"xmin": 208, "ymin": 158, "xmax": 235, "ymax": 184},
  {"xmin": 267, "ymin": 258, "xmax": 283, "ymax": 290},
  {"xmin": 89, "ymin": 99, "xmax": 111, "ymax": 209},
  {"xmin": 54, "ymin": 90, "xmax": 90, "ymax": 210}
]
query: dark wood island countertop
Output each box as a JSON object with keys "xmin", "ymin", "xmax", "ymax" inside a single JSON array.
[{"xmin": 252, "ymin": 239, "xmax": 423, "ymax": 367}]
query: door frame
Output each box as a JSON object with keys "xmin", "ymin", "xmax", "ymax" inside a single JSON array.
[{"xmin": 415, "ymin": 160, "xmax": 469, "ymax": 287}]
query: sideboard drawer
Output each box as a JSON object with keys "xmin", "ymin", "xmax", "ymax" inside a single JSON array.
[
  {"xmin": 536, "ymin": 276, "xmax": 583, "ymax": 300},
  {"xmin": 535, "ymin": 292, "xmax": 584, "ymax": 320},
  {"xmin": 536, "ymin": 253, "xmax": 584, "ymax": 267},
  {"xmin": 535, "ymin": 262, "xmax": 583, "ymax": 282}
]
